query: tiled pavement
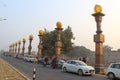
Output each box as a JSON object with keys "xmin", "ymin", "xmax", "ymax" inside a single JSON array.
[{"xmin": 0, "ymin": 58, "xmax": 29, "ymax": 80}]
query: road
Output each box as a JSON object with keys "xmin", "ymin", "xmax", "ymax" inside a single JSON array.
[{"xmin": 1, "ymin": 55, "xmax": 109, "ymax": 80}]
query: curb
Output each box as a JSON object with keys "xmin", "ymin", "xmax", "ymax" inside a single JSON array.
[
  {"xmin": 2, "ymin": 58, "xmax": 30, "ymax": 80},
  {"xmin": 95, "ymin": 73, "xmax": 107, "ymax": 77}
]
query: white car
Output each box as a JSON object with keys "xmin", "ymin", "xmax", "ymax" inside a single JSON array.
[
  {"xmin": 24, "ymin": 55, "xmax": 37, "ymax": 62},
  {"xmin": 106, "ymin": 63, "xmax": 120, "ymax": 79},
  {"xmin": 62, "ymin": 60, "xmax": 95, "ymax": 76}
]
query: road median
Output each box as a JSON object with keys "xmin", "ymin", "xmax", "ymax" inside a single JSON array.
[{"xmin": 0, "ymin": 58, "xmax": 30, "ymax": 80}]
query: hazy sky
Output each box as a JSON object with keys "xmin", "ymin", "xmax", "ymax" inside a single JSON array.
[{"xmin": 0, "ymin": 0, "xmax": 120, "ymax": 52}]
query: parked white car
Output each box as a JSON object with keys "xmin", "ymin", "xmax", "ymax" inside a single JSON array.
[
  {"xmin": 62, "ymin": 60, "xmax": 95, "ymax": 76},
  {"xmin": 24, "ymin": 55, "xmax": 37, "ymax": 62},
  {"xmin": 106, "ymin": 63, "xmax": 120, "ymax": 79}
]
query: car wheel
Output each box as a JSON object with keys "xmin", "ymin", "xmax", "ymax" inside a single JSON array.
[
  {"xmin": 107, "ymin": 72, "xmax": 115, "ymax": 80},
  {"xmin": 63, "ymin": 67, "xmax": 67, "ymax": 72},
  {"xmin": 78, "ymin": 69, "xmax": 83, "ymax": 76}
]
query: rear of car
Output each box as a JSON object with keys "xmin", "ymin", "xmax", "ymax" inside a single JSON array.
[
  {"xmin": 24, "ymin": 55, "xmax": 37, "ymax": 62},
  {"xmin": 106, "ymin": 63, "xmax": 120, "ymax": 79}
]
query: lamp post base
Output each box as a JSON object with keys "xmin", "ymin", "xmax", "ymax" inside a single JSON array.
[{"xmin": 95, "ymin": 64, "xmax": 105, "ymax": 75}]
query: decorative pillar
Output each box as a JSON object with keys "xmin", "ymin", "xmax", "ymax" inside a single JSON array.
[
  {"xmin": 55, "ymin": 22, "xmax": 63, "ymax": 59},
  {"xmin": 28, "ymin": 34, "xmax": 33, "ymax": 55},
  {"xmin": 15, "ymin": 42, "xmax": 18, "ymax": 54},
  {"xmin": 92, "ymin": 5, "xmax": 105, "ymax": 74},
  {"xmin": 9, "ymin": 44, "xmax": 12, "ymax": 56},
  {"xmin": 10, "ymin": 44, "xmax": 13, "ymax": 56},
  {"xmin": 12, "ymin": 43, "xmax": 15, "ymax": 56},
  {"xmin": 37, "ymin": 30, "xmax": 44, "ymax": 58},
  {"xmin": 22, "ymin": 38, "xmax": 26, "ymax": 57},
  {"xmin": 9, "ymin": 45, "xmax": 10, "ymax": 54},
  {"xmin": 18, "ymin": 40, "xmax": 21, "ymax": 54}
]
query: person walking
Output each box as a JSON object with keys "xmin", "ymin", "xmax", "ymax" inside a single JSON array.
[
  {"xmin": 82, "ymin": 57, "xmax": 87, "ymax": 63},
  {"xmin": 43, "ymin": 57, "xmax": 49, "ymax": 67},
  {"xmin": 51, "ymin": 57, "xmax": 57, "ymax": 69}
]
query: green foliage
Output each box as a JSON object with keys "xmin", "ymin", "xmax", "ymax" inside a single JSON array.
[
  {"xmin": 42, "ymin": 29, "xmax": 56, "ymax": 57},
  {"xmin": 61, "ymin": 26, "xmax": 74, "ymax": 54},
  {"xmin": 42, "ymin": 26, "xmax": 74, "ymax": 57}
]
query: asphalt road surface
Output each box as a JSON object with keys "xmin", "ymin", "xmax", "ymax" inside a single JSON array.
[{"xmin": 1, "ymin": 55, "xmax": 109, "ymax": 80}]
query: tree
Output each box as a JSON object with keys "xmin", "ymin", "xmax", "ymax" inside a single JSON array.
[
  {"xmin": 61, "ymin": 26, "xmax": 74, "ymax": 54},
  {"xmin": 42, "ymin": 26, "xmax": 74, "ymax": 57},
  {"xmin": 42, "ymin": 30, "xmax": 56, "ymax": 57}
]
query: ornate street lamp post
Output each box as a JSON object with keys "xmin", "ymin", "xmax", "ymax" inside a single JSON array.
[
  {"xmin": 37, "ymin": 30, "xmax": 44, "ymax": 58},
  {"xmin": 18, "ymin": 40, "xmax": 21, "ymax": 54},
  {"xmin": 22, "ymin": 38, "xmax": 26, "ymax": 57},
  {"xmin": 10, "ymin": 44, "xmax": 13, "ymax": 56},
  {"xmin": 55, "ymin": 21, "xmax": 63, "ymax": 59},
  {"xmin": 0, "ymin": 18, "xmax": 6, "ymax": 21},
  {"xmin": 12, "ymin": 43, "xmax": 15, "ymax": 56},
  {"xmin": 15, "ymin": 42, "xmax": 18, "ymax": 54},
  {"xmin": 9, "ymin": 44, "xmax": 12, "ymax": 56},
  {"xmin": 9, "ymin": 45, "xmax": 10, "ymax": 54},
  {"xmin": 28, "ymin": 34, "xmax": 33, "ymax": 55},
  {"xmin": 92, "ymin": 5, "xmax": 105, "ymax": 74}
]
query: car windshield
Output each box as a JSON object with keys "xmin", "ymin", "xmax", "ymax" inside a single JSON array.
[{"xmin": 76, "ymin": 61, "xmax": 87, "ymax": 66}]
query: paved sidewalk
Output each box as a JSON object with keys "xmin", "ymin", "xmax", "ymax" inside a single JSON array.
[{"xmin": 0, "ymin": 58, "xmax": 29, "ymax": 80}]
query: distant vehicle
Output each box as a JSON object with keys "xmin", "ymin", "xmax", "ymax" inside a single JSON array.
[
  {"xmin": 62, "ymin": 60, "xmax": 95, "ymax": 76},
  {"xmin": 13, "ymin": 54, "xmax": 18, "ymax": 58},
  {"xmin": 17, "ymin": 54, "xmax": 23, "ymax": 59},
  {"xmin": 3, "ymin": 52, "xmax": 9, "ymax": 56},
  {"xmin": 24, "ymin": 55, "xmax": 37, "ymax": 62},
  {"xmin": 106, "ymin": 63, "xmax": 120, "ymax": 79},
  {"xmin": 38, "ymin": 57, "xmax": 45, "ymax": 64}
]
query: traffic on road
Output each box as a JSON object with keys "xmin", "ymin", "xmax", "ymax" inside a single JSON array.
[{"xmin": 0, "ymin": 54, "xmax": 112, "ymax": 80}]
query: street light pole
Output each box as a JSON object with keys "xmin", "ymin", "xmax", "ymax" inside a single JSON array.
[
  {"xmin": 92, "ymin": 5, "xmax": 105, "ymax": 74},
  {"xmin": 9, "ymin": 44, "xmax": 12, "ymax": 56},
  {"xmin": 28, "ymin": 35, "xmax": 33, "ymax": 55},
  {"xmin": 37, "ymin": 30, "xmax": 44, "ymax": 58},
  {"xmin": 22, "ymin": 38, "xmax": 26, "ymax": 57},
  {"xmin": 18, "ymin": 40, "xmax": 21, "ymax": 55},
  {"xmin": 15, "ymin": 42, "xmax": 18, "ymax": 54},
  {"xmin": 12, "ymin": 43, "xmax": 15, "ymax": 56},
  {"xmin": 55, "ymin": 22, "xmax": 63, "ymax": 59}
]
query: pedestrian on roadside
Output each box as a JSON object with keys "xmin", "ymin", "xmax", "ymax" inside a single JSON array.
[
  {"xmin": 82, "ymin": 57, "xmax": 87, "ymax": 63},
  {"xmin": 43, "ymin": 57, "xmax": 49, "ymax": 67},
  {"xmin": 51, "ymin": 57, "xmax": 57, "ymax": 69}
]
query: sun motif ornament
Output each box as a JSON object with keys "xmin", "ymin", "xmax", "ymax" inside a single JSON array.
[
  {"xmin": 29, "ymin": 35, "xmax": 33, "ymax": 39},
  {"xmin": 9, "ymin": 44, "xmax": 12, "ymax": 47},
  {"xmin": 39, "ymin": 30, "xmax": 44, "ymax": 36},
  {"xmin": 13, "ymin": 43, "xmax": 15, "ymax": 46},
  {"xmin": 23, "ymin": 38, "xmax": 26, "ymax": 42},
  {"xmin": 56, "ymin": 21, "xmax": 62, "ymax": 28},
  {"xmin": 15, "ymin": 42, "xmax": 18, "ymax": 45},
  {"xmin": 18, "ymin": 40, "xmax": 21, "ymax": 44},
  {"xmin": 94, "ymin": 4, "xmax": 102, "ymax": 13}
]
